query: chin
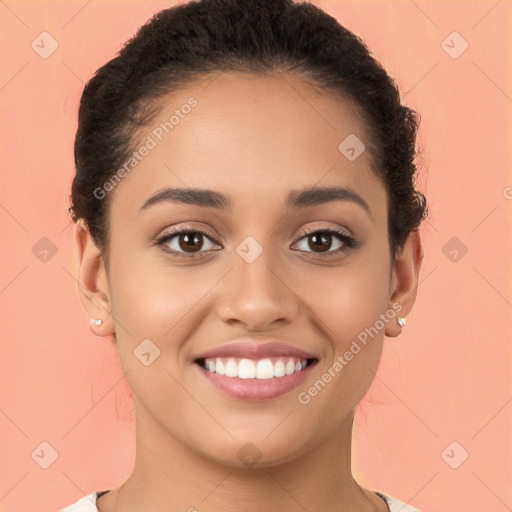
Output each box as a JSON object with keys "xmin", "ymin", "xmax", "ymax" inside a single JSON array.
[{"xmin": 190, "ymin": 431, "xmax": 313, "ymax": 470}]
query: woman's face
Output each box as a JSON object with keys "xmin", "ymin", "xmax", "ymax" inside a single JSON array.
[{"xmin": 82, "ymin": 71, "xmax": 420, "ymax": 467}]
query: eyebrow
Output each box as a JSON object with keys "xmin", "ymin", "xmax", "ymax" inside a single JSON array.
[{"xmin": 138, "ymin": 186, "xmax": 372, "ymax": 219}]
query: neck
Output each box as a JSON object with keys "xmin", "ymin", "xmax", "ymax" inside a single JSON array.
[{"xmin": 106, "ymin": 404, "xmax": 384, "ymax": 512}]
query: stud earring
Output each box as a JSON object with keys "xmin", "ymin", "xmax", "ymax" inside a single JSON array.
[
  {"xmin": 90, "ymin": 318, "xmax": 103, "ymax": 326},
  {"xmin": 397, "ymin": 316, "xmax": 406, "ymax": 328}
]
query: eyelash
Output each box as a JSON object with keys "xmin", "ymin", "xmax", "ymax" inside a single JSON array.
[{"xmin": 155, "ymin": 226, "xmax": 359, "ymax": 260}]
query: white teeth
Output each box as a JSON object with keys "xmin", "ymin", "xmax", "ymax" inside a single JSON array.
[
  {"xmin": 273, "ymin": 359, "xmax": 285, "ymax": 377},
  {"xmin": 224, "ymin": 358, "xmax": 238, "ymax": 377},
  {"xmin": 284, "ymin": 360, "xmax": 295, "ymax": 375},
  {"xmin": 215, "ymin": 359, "xmax": 225, "ymax": 376},
  {"xmin": 238, "ymin": 358, "xmax": 256, "ymax": 379},
  {"xmin": 256, "ymin": 359, "xmax": 274, "ymax": 379},
  {"xmin": 202, "ymin": 357, "xmax": 309, "ymax": 379}
]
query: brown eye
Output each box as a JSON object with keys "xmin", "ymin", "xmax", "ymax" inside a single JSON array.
[
  {"xmin": 307, "ymin": 232, "xmax": 332, "ymax": 253},
  {"xmin": 156, "ymin": 226, "xmax": 358, "ymax": 260},
  {"xmin": 292, "ymin": 227, "xmax": 357, "ymax": 258},
  {"xmin": 157, "ymin": 228, "xmax": 220, "ymax": 258},
  {"xmin": 177, "ymin": 232, "xmax": 205, "ymax": 253}
]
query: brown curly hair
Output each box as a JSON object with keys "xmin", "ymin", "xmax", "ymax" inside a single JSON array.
[{"xmin": 68, "ymin": 0, "xmax": 428, "ymax": 268}]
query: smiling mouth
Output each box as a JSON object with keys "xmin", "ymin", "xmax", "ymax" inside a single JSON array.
[{"xmin": 195, "ymin": 356, "xmax": 318, "ymax": 379}]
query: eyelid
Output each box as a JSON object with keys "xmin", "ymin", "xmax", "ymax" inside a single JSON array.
[
  {"xmin": 155, "ymin": 226, "xmax": 220, "ymax": 259},
  {"xmin": 155, "ymin": 223, "xmax": 359, "ymax": 259}
]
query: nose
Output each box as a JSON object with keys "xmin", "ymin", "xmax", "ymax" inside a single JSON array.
[{"xmin": 216, "ymin": 245, "xmax": 299, "ymax": 332}]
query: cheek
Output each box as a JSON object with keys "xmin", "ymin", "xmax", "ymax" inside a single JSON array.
[
  {"xmin": 108, "ymin": 227, "xmax": 390, "ymax": 353},
  {"xmin": 108, "ymin": 242, "xmax": 207, "ymax": 333},
  {"xmin": 302, "ymin": 262, "xmax": 390, "ymax": 342},
  {"xmin": 108, "ymin": 249, "xmax": 226, "ymax": 379},
  {"xmin": 294, "ymin": 267, "xmax": 387, "ymax": 430}
]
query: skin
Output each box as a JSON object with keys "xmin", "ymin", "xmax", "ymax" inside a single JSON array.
[{"xmin": 75, "ymin": 70, "xmax": 423, "ymax": 512}]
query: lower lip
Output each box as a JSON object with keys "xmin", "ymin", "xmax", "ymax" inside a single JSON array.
[{"xmin": 196, "ymin": 362, "xmax": 315, "ymax": 401}]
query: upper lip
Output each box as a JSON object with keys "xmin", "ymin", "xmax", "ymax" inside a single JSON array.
[{"xmin": 193, "ymin": 338, "xmax": 317, "ymax": 361}]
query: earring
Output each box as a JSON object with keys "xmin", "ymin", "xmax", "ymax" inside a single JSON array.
[
  {"xmin": 397, "ymin": 316, "xmax": 406, "ymax": 327},
  {"xmin": 90, "ymin": 318, "xmax": 103, "ymax": 326}
]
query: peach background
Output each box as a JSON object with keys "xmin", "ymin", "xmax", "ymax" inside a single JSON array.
[{"xmin": 1, "ymin": 1, "xmax": 510, "ymax": 511}]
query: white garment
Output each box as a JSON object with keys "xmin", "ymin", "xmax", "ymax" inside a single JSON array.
[{"xmin": 59, "ymin": 490, "xmax": 421, "ymax": 511}]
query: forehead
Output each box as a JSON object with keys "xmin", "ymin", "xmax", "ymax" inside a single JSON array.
[{"xmin": 109, "ymin": 71, "xmax": 386, "ymax": 219}]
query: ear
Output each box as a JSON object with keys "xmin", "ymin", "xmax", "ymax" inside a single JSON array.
[
  {"xmin": 385, "ymin": 228, "xmax": 424, "ymax": 338},
  {"xmin": 74, "ymin": 219, "xmax": 115, "ymax": 338}
]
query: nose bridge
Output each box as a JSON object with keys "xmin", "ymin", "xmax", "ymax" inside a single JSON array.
[{"xmin": 216, "ymin": 234, "xmax": 299, "ymax": 329}]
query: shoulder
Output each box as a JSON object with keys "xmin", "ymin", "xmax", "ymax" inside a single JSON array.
[
  {"xmin": 59, "ymin": 490, "xmax": 419, "ymax": 512},
  {"xmin": 377, "ymin": 491, "xmax": 422, "ymax": 512},
  {"xmin": 58, "ymin": 492, "xmax": 99, "ymax": 512}
]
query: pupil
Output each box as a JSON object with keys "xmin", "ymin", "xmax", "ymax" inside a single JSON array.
[
  {"xmin": 310, "ymin": 233, "xmax": 330, "ymax": 253},
  {"xmin": 176, "ymin": 232, "xmax": 333, "ymax": 254},
  {"xmin": 180, "ymin": 233, "xmax": 202, "ymax": 253}
]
